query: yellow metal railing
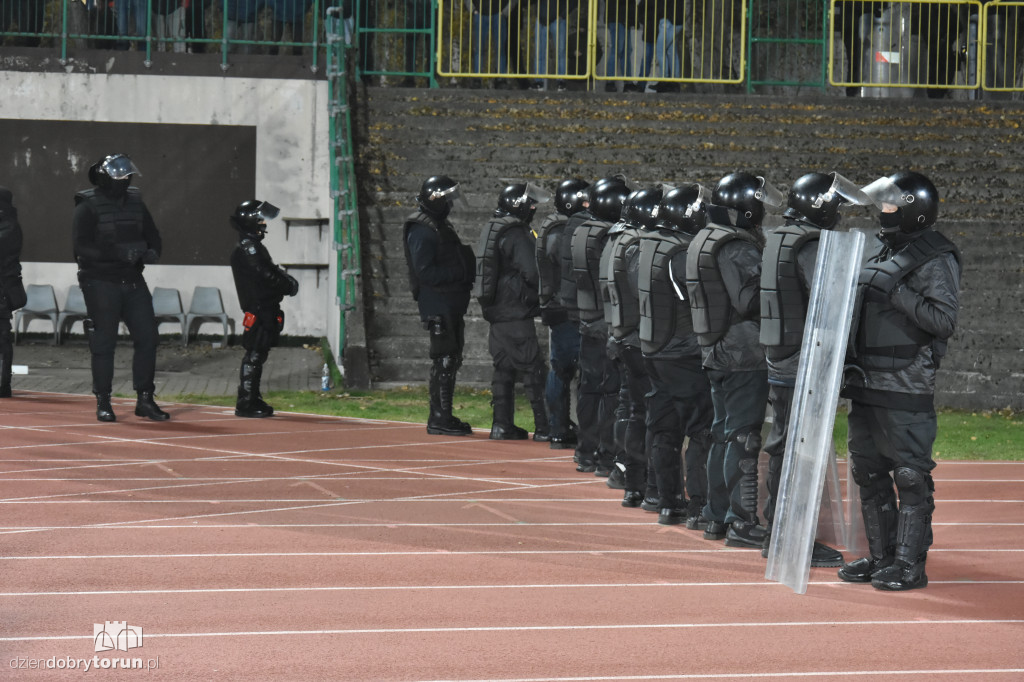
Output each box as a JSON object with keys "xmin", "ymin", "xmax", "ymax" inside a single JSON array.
[
  {"xmin": 436, "ymin": 0, "xmax": 746, "ymax": 87},
  {"xmin": 829, "ymin": 0, "xmax": 1024, "ymax": 94}
]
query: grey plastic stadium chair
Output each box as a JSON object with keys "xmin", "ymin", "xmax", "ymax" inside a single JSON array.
[
  {"xmin": 14, "ymin": 284, "xmax": 60, "ymax": 345},
  {"xmin": 152, "ymin": 287, "xmax": 188, "ymax": 346},
  {"xmin": 184, "ymin": 286, "xmax": 234, "ymax": 346},
  {"xmin": 56, "ymin": 284, "xmax": 89, "ymax": 345}
]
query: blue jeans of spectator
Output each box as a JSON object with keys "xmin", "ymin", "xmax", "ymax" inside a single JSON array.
[
  {"xmin": 653, "ymin": 18, "xmax": 682, "ymax": 78},
  {"xmin": 629, "ymin": 34, "xmax": 653, "ymax": 80},
  {"xmin": 116, "ymin": 0, "xmax": 146, "ymax": 41},
  {"xmin": 703, "ymin": 368, "xmax": 769, "ymax": 525},
  {"xmin": 545, "ymin": 319, "xmax": 579, "ymax": 438},
  {"xmin": 603, "ymin": 21, "xmax": 628, "ymax": 78},
  {"xmin": 472, "ymin": 12, "xmax": 508, "ymax": 75},
  {"xmin": 534, "ymin": 18, "xmax": 567, "ymax": 79}
]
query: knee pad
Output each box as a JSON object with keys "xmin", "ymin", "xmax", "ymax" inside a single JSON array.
[
  {"xmin": 434, "ymin": 355, "xmax": 460, "ymax": 372},
  {"xmin": 851, "ymin": 462, "xmax": 896, "ymax": 504},
  {"xmin": 894, "ymin": 466, "xmax": 934, "ymax": 507},
  {"xmin": 738, "ymin": 456, "xmax": 759, "ymax": 475},
  {"xmin": 243, "ymin": 348, "xmax": 267, "ymax": 366}
]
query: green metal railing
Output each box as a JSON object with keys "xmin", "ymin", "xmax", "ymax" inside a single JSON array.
[{"xmin": 326, "ymin": 5, "xmax": 360, "ymax": 373}]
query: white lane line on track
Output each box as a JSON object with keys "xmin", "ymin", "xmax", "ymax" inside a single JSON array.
[
  {"xmin": 4, "ymin": 548, "xmax": 1024, "ymax": 560},
  {"xmin": 0, "ymin": 479, "xmax": 602, "ymax": 535},
  {"xmin": 3, "ymin": 579, "xmax": 1024, "ymax": 597},
  {"xmin": 2, "ymin": 520, "xmax": 1020, "ymax": 531},
  {"xmin": 3, "ymin": 619, "xmax": 1023, "ymax": 642}
]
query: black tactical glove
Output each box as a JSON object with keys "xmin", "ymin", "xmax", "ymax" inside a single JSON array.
[{"xmin": 287, "ymin": 274, "xmax": 299, "ymax": 296}]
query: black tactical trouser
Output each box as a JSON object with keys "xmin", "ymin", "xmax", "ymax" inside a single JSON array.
[
  {"xmin": 577, "ymin": 332, "xmax": 617, "ymax": 466},
  {"xmin": 80, "ymin": 277, "xmax": 158, "ymax": 396},
  {"xmin": 488, "ymin": 319, "xmax": 546, "ymax": 427},
  {"xmin": 617, "ymin": 343, "xmax": 651, "ymax": 492},
  {"xmin": 645, "ymin": 355, "xmax": 713, "ymax": 509}
]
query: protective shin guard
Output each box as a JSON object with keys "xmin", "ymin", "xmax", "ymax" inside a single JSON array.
[
  {"xmin": 839, "ymin": 470, "xmax": 898, "ymax": 583},
  {"xmin": 427, "ymin": 358, "xmax": 472, "ymax": 436},
  {"xmin": 871, "ymin": 467, "xmax": 933, "ymax": 591},
  {"xmin": 0, "ymin": 350, "xmax": 12, "ymax": 398},
  {"xmin": 490, "ymin": 380, "xmax": 526, "ymax": 440},
  {"xmin": 236, "ymin": 358, "xmax": 272, "ymax": 418},
  {"xmin": 524, "ymin": 371, "xmax": 550, "ymax": 441}
]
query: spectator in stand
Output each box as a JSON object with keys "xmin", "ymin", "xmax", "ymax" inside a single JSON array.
[
  {"xmin": 270, "ymin": 0, "xmax": 313, "ymax": 55},
  {"xmin": 530, "ymin": 0, "xmax": 578, "ymax": 91}
]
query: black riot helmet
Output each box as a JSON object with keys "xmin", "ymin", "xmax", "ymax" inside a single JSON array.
[
  {"xmin": 621, "ymin": 187, "xmax": 663, "ymax": 229},
  {"xmin": 709, "ymin": 171, "xmax": 784, "ymax": 230},
  {"xmin": 783, "ymin": 172, "xmax": 845, "ymax": 229},
  {"xmin": 231, "ymin": 199, "xmax": 281, "ymax": 239},
  {"xmin": 496, "ymin": 182, "xmax": 551, "ymax": 223},
  {"xmin": 589, "ymin": 177, "xmax": 631, "ymax": 222},
  {"xmin": 654, "ymin": 184, "xmax": 709, "ymax": 235},
  {"xmin": 555, "ymin": 178, "xmax": 590, "ymax": 216},
  {"xmin": 89, "ymin": 153, "xmax": 141, "ymax": 198},
  {"xmin": 416, "ymin": 175, "xmax": 462, "ymax": 220},
  {"xmin": 862, "ymin": 171, "xmax": 939, "ymax": 248}
]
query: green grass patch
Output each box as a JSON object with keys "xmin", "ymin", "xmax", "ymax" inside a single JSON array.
[{"xmin": 166, "ymin": 388, "xmax": 1024, "ymax": 462}]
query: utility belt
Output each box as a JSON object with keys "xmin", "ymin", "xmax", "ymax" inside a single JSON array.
[{"xmin": 243, "ymin": 310, "xmax": 284, "ymax": 332}]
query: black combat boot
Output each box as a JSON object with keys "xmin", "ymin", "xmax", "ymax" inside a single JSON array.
[
  {"xmin": 135, "ymin": 392, "xmax": 170, "ymax": 421},
  {"xmin": 0, "ymin": 349, "xmax": 12, "ymax": 398},
  {"xmin": 489, "ymin": 381, "xmax": 526, "ymax": 440},
  {"xmin": 871, "ymin": 499, "xmax": 932, "ymax": 591},
  {"xmin": 95, "ymin": 393, "xmax": 116, "ymax": 422},
  {"xmin": 426, "ymin": 362, "xmax": 472, "ymax": 436},
  {"xmin": 235, "ymin": 359, "xmax": 273, "ymax": 418},
  {"xmin": 725, "ymin": 454, "xmax": 766, "ymax": 548},
  {"xmin": 839, "ymin": 485, "xmax": 898, "ymax": 583}
]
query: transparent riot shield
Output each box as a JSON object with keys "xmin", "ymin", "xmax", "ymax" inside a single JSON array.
[{"xmin": 765, "ymin": 229, "xmax": 865, "ymax": 594}]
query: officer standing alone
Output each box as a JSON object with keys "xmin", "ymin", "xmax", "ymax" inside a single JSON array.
[
  {"xmin": 72, "ymin": 153, "xmax": 168, "ymax": 422},
  {"xmin": 404, "ymin": 176, "xmax": 477, "ymax": 436},
  {"xmin": 229, "ymin": 200, "xmax": 299, "ymax": 418}
]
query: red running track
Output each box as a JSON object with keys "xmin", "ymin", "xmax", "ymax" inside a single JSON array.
[{"xmin": 1, "ymin": 392, "xmax": 1022, "ymax": 681}]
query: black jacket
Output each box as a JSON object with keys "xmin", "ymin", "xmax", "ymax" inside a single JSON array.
[
  {"xmin": 72, "ymin": 187, "xmax": 161, "ymax": 284},
  {"xmin": 230, "ymin": 236, "xmax": 296, "ymax": 316},
  {"xmin": 404, "ymin": 214, "xmax": 476, "ymax": 320},
  {"xmin": 479, "ymin": 220, "xmax": 539, "ymax": 323}
]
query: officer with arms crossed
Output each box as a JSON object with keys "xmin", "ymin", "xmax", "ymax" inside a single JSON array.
[
  {"xmin": 404, "ymin": 176, "xmax": 477, "ymax": 436},
  {"xmin": 838, "ymin": 170, "xmax": 961, "ymax": 591},
  {"xmin": 759, "ymin": 171, "xmax": 867, "ymax": 567},
  {"xmin": 0, "ymin": 187, "xmax": 27, "ymax": 398},
  {"xmin": 685, "ymin": 171, "xmax": 782, "ymax": 546},
  {"xmin": 535, "ymin": 178, "xmax": 589, "ymax": 449},
  {"xmin": 476, "ymin": 183, "xmax": 551, "ymax": 440},
  {"xmin": 72, "ymin": 153, "xmax": 168, "ymax": 422},
  {"xmin": 229, "ymin": 200, "xmax": 299, "ymax": 418}
]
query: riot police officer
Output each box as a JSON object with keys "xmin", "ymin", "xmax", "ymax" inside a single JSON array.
[
  {"xmin": 404, "ymin": 175, "xmax": 477, "ymax": 436},
  {"xmin": 759, "ymin": 172, "xmax": 866, "ymax": 567},
  {"xmin": 839, "ymin": 171, "xmax": 961, "ymax": 591},
  {"xmin": 229, "ymin": 200, "xmax": 299, "ymax": 418},
  {"xmin": 604, "ymin": 187, "xmax": 658, "ymax": 512},
  {"xmin": 685, "ymin": 171, "xmax": 783, "ymax": 546},
  {"xmin": 535, "ymin": 178, "xmax": 589, "ymax": 449},
  {"xmin": 0, "ymin": 186, "xmax": 27, "ymax": 398},
  {"xmin": 567, "ymin": 176, "xmax": 631, "ymax": 474},
  {"xmin": 72, "ymin": 153, "xmax": 168, "ymax": 422},
  {"xmin": 476, "ymin": 183, "xmax": 551, "ymax": 440},
  {"xmin": 638, "ymin": 185, "xmax": 713, "ymax": 525}
]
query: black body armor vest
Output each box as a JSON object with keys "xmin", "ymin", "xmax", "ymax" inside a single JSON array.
[
  {"xmin": 638, "ymin": 229, "xmax": 694, "ymax": 355},
  {"xmin": 685, "ymin": 224, "xmax": 760, "ymax": 346},
  {"xmin": 605, "ymin": 226, "xmax": 641, "ymax": 339},
  {"xmin": 403, "ymin": 210, "xmax": 465, "ymax": 301},
  {"xmin": 535, "ymin": 213, "xmax": 566, "ymax": 307},
  {"xmin": 475, "ymin": 214, "xmax": 521, "ymax": 306},
  {"xmin": 74, "ymin": 188, "xmax": 147, "ymax": 266},
  {"xmin": 759, "ymin": 224, "xmax": 819, "ymax": 355},
  {"xmin": 571, "ymin": 217, "xmax": 612, "ymax": 322},
  {"xmin": 855, "ymin": 230, "xmax": 961, "ymax": 370}
]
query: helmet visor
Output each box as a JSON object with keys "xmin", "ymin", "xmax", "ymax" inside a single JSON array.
[
  {"xmin": 524, "ymin": 182, "xmax": 552, "ymax": 205},
  {"xmin": 827, "ymin": 172, "xmax": 872, "ymax": 206},
  {"xmin": 754, "ymin": 176, "xmax": 785, "ymax": 208},
  {"xmin": 861, "ymin": 176, "xmax": 913, "ymax": 212},
  {"xmin": 102, "ymin": 154, "xmax": 141, "ymax": 180},
  {"xmin": 689, "ymin": 183, "xmax": 710, "ymax": 216},
  {"xmin": 428, "ymin": 182, "xmax": 468, "ymax": 210},
  {"xmin": 254, "ymin": 201, "xmax": 280, "ymax": 221}
]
